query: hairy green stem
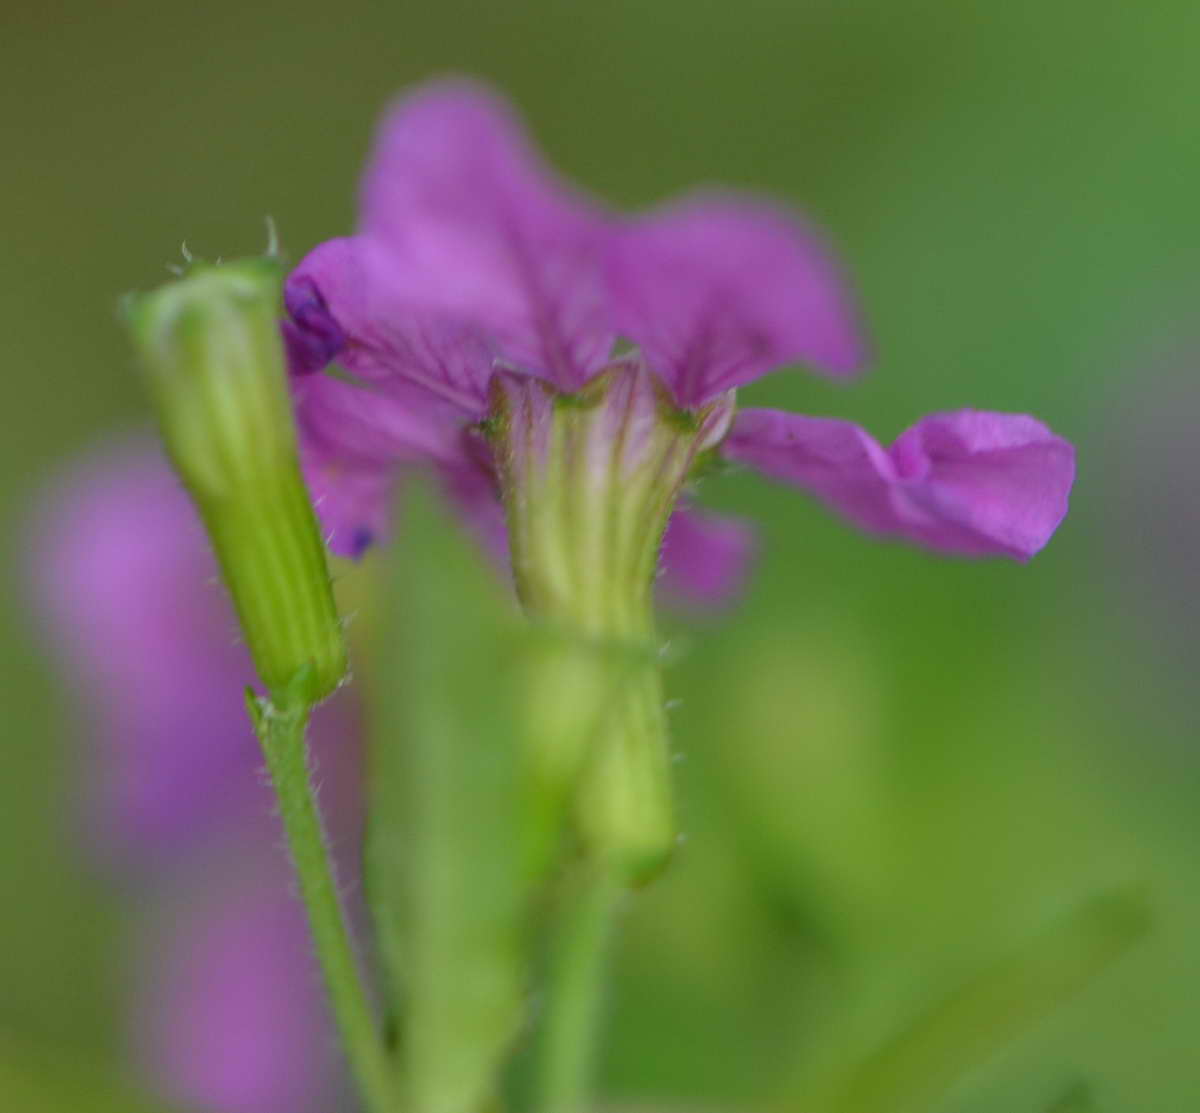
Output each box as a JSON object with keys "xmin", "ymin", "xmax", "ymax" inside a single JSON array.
[
  {"xmin": 535, "ymin": 868, "xmax": 623, "ymax": 1113},
  {"xmin": 249, "ymin": 691, "xmax": 397, "ymax": 1113}
]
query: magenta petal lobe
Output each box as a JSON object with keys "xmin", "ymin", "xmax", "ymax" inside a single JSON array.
[
  {"xmin": 292, "ymin": 369, "xmax": 470, "ymax": 557},
  {"xmin": 357, "ymin": 79, "xmax": 614, "ymax": 389},
  {"xmin": 287, "ymin": 237, "xmax": 498, "ymax": 414},
  {"xmin": 606, "ymin": 193, "xmax": 867, "ymax": 408},
  {"xmin": 724, "ymin": 407, "xmax": 1075, "ymax": 559},
  {"xmin": 293, "ymin": 366, "xmax": 465, "ymax": 468}
]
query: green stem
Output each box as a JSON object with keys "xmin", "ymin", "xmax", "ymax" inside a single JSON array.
[
  {"xmin": 248, "ymin": 691, "xmax": 397, "ymax": 1113},
  {"xmin": 535, "ymin": 868, "xmax": 623, "ymax": 1113}
]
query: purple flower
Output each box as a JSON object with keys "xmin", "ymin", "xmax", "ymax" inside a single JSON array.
[
  {"xmin": 30, "ymin": 440, "xmax": 358, "ymax": 1111},
  {"xmin": 31, "ymin": 441, "xmax": 266, "ymax": 861},
  {"xmin": 135, "ymin": 862, "xmax": 349, "ymax": 1113},
  {"xmin": 285, "ymin": 78, "xmax": 1074, "ymax": 599},
  {"xmin": 31, "ymin": 439, "xmax": 360, "ymax": 863}
]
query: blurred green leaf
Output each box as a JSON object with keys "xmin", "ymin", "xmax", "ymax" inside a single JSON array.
[
  {"xmin": 367, "ymin": 481, "xmax": 547, "ymax": 1113},
  {"xmin": 1046, "ymin": 1081, "xmax": 1095, "ymax": 1112},
  {"xmin": 829, "ymin": 884, "xmax": 1150, "ymax": 1113}
]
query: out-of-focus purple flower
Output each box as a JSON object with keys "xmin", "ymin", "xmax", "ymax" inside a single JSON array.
[
  {"xmin": 30, "ymin": 439, "xmax": 357, "ymax": 1111},
  {"xmin": 31, "ymin": 439, "xmax": 358, "ymax": 862},
  {"xmin": 284, "ymin": 78, "xmax": 1074, "ymax": 588},
  {"xmin": 659, "ymin": 506, "xmax": 757, "ymax": 608},
  {"xmin": 135, "ymin": 861, "xmax": 347, "ymax": 1113},
  {"xmin": 32, "ymin": 441, "xmax": 264, "ymax": 861}
]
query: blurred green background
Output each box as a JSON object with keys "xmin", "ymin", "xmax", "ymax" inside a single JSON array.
[{"xmin": 3, "ymin": 0, "xmax": 1198, "ymax": 1109}]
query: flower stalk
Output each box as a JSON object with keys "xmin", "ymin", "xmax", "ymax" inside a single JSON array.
[
  {"xmin": 247, "ymin": 682, "xmax": 397, "ymax": 1113},
  {"xmin": 534, "ymin": 867, "xmax": 623, "ymax": 1113}
]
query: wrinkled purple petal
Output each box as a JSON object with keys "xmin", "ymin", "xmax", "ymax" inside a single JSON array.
[
  {"xmin": 723, "ymin": 408, "xmax": 1075, "ymax": 559},
  {"xmin": 356, "ymin": 78, "xmax": 613, "ymax": 389},
  {"xmin": 287, "ymin": 236, "xmax": 500, "ymax": 414},
  {"xmin": 658, "ymin": 505, "xmax": 756, "ymax": 608},
  {"xmin": 293, "ymin": 367, "xmax": 470, "ymax": 557},
  {"xmin": 135, "ymin": 866, "xmax": 343, "ymax": 1113},
  {"xmin": 607, "ymin": 193, "xmax": 867, "ymax": 408},
  {"xmin": 294, "ymin": 364, "xmax": 467, "ymax": 467},
  {"xmin": 295, "ymin": 366, "xmax": 497, "ymax": 557}
]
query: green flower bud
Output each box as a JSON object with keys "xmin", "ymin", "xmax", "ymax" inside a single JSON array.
[{"xmin": 125, "ymin": 257, "xmax": 347, "ymax": 704}]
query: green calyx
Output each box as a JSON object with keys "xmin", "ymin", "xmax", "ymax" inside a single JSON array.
[
  {"xmin": 126, "ymin": 256, "xmax": 346, "ymax": 704},
  {"xmin": 489, "ymin": 359, "xmax": 733, "ymax": 882},
  {"xmin": 491, "ymin": 359, "xmax": 732, "ymax": 638}
]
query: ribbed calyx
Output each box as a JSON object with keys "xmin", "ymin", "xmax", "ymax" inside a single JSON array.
[
  {"xmin": 490, "ymin": 356, "xmax": 733, "ymax": 636},
  {"xmin": 126, "ymin": 258, "xmax": 347, "ymax": 704},
  {"xmin": 489, "ymin": 357, "xmax": 733, "ymax": 880}
]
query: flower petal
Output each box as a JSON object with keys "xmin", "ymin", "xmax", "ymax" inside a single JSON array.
[
  {"xmin": 356, "ymin": 79, "xmax": 614, "ymax": 389},
  {"xmin": 300, "ymin": 446, "xmax": 396, "ymax": 559},
  {"xmin": 437, "ymin": 445, "xmax": 511, "ymax": 570},
  {"xmin": 287, "ymin": 237, "xmax": 498, "ymax": 415},
  {"xmin": 658, "ymin": 505, "xmax": 756, "ymax": 608},
  {"xmin": 607, "ymin": 193, "xmax": 867, "ymax": 408},
  {"xmin": 294, "ymin": 367, "xmax": 491, "ymax": 557},
  {"xmin": 293, "ymin": 366, "xmax": 465, "ymax": 467},
  {"xmin": 723, "ymin": 408, "xmax": 1075, "ymax": 559}
]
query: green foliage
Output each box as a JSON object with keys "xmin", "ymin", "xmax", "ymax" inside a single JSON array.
[
  {"xmin": 368, "ymin": 484, "xmax": 549, "ymax": 1113},
  {"xmin": 828, "ymin": 885, "xmax": 1149, "ymax": 1113}
]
